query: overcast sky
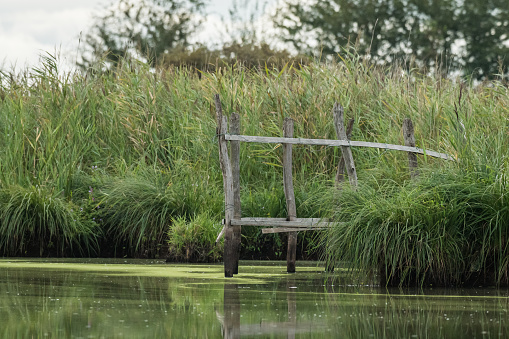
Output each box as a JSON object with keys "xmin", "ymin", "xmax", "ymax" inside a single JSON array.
[{"xmin": 0, "ymin": 0, "xmax": 278, "ymax": 71}]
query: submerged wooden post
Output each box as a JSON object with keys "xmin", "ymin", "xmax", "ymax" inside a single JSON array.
[
  {"xmin": 283, "ymin": 118, "xmax": 298, "ymax": 273},
  {"xmin": 335, "ymin": 118, "xmax": 355, "ymax": 187},
  {"xmin": 230, "ymin": 113, "xmax": 241, "ymax": 274},
  {"xmin": 333, "ymin": 103, "xmax": 358, "ymax": 188},
  {"xmin": 403, "ymin": 118, "xmax": 419, "ymax": 178},
  {"xmin": 215, "ymin": 94, "xmax": 236, "ymax": 277}
]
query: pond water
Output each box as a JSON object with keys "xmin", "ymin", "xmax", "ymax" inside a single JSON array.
[{"xmin": 0, "ymin": 259, "xmax": 508, "ymax": 338}]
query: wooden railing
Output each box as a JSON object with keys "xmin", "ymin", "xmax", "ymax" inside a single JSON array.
[{"xmin": 215, "ymin": 94, "xmax": 453, "ymax": 277}]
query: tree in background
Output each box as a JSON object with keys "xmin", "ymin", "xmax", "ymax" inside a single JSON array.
[
  {"xmin": 273, "ymin": 0, "xmax": 509, "ymax": 79},
  {"xmin": 79, "ymin": 0, "xmax": 307, "ymax": 71},
  {"xmin": 458, "ymin": 0, "xmax": 509, "ymax": 79},
  {"xmin": 78, "ymin": 0, "xmax": 206, "ymax": 69}
]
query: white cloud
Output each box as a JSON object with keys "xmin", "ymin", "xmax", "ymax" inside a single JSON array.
[
  {"xmin": 0, "ymin": 0, "xmax": 284, "ymax": 72},
  {"xmin": 3, "ymin": 9, "xmax": 90, "ymax": 44},
  {"xmin": 0, "ymin": 30, "xmax": 47, "ymax": 69},
  {"xmin": 192, "ymin": 0, "xmax": 286, "ymax": 48},
  {"xmin": 0, "ymin": 0, "xmax": 105, "ymax": 13},
  {"xmin": 0, "ymin": 1, "xmax": 105, "ymax": 71}
]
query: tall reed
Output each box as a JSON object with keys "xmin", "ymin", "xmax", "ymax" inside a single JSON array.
[
  {"xmin": 1, "ymin": 51, "xmax": 508, "ymax": 265},
  {"xmin": 0, "ymin": 184, "xmax": 98, "ymax": 256}
]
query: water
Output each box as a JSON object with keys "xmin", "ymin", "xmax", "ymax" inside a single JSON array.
[{"xmin": 0, "ymin": 259, "xmax": 507, "ymax": 338}]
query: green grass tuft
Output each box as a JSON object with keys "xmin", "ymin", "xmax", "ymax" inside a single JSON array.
[
  {"xmin": 0, "ymin": 185, "xmax": 98, "ymax": 256},
  {"xmin": 167, "ymin": 212, "xmax": 223, "ymax": 262},
  {"xmin": 323, "ymin": 167, "xmax": 509, "ymax": 287},
  {"xmin": 102, "ymin": 165, "xmax": 223, "ymax": 258}
]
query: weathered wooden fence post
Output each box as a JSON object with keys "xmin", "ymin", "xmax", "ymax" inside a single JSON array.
[
  {"xmin": 335, "ymin": 118, "xmax": 355, "ymax": 187},
  {"xmin": 215, "ymin": 94, "xmax": 236, "ymax": 277},
  {"xmin": 283, "ymin": 118, "xmax": 298, "ymax": 273},
  {"xmin": 403, "ymin": 118, "xmax": 419, "ymax": 178},
  {"xmin": 215, "ymin": 95, "xmax": 453, "ymax": 276},
  {"xmin": 333, "ymin": 103, "xmax": 358, "ymax": 188},
  {"xmin": 230, "ymin": 113, "xmax": 241, "ymax": 274}
]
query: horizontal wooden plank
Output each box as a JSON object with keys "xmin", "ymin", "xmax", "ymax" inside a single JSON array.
[
  {"xmin": 223, "ymin": 217, "xmax": 315, "ymax": 225},
  {"xmin": 233, "ymin": 217, "xmax": 322, "ymax": 223},
  {"xmin": 230, "ymin": 217, "xmax": 289, "ymax": 222},
  {"xmin": 262, "ymin": 227, "xmax": 327, "ymax": 234},
  {"xmin": 224, "ymin": 134, "xmax": 454, "ymax": 161},
  {"xmin": 228, "ymin": 217, "xmax": 332, "ymax": 228}
]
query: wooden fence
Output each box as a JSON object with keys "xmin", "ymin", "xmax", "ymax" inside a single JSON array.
[{"xmin": 215, "ymin": 94, "xmax": 453, "ymax": 277}]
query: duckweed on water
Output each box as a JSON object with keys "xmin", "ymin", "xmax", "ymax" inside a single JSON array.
[{"xmin": 0, "ymin": 259, "xmax": 508, "ymax": 338}]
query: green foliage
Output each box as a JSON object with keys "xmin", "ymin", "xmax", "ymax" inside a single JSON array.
[
  {"xmin": 0, "ymin": 185, "xmax": 98, "ymax": 256},
  {"xmin": 78, "ymin": 0, "xmax": 307, "ymax": 72},
  {"xmin": 1, "ymin": 51, "xmax": 509, "ymax": 268},
  {"xmin": 102, "ymin": 165, "xmax": 222, "ymax": 258},
  {"xmin": 168, "ymin": 212, "xmax": 223, "ymax": 262},
  {"xmin": 459, "ymin": 0, "xmax": 509, "ymax": 79},
  {"xmin": 238, "ymin": 184, "xmax": 286, "ymax": 259},
  {"xmin": 239, "ymin": 180, "xmax": 326, "ymax": 260},
  {"xmin": 273, "ymin": 0, "xmax": 509, "ymax": 79},
  {"xmin": 79, "ymin": 0, "xmax": 206, "ymax": 68},
  {"xmin": 159, "ymin": 43, "xmax": 310, "ymax": 71},
  {"xmin": 323, "ymin": 167, "xmax": 509, "ymax": 287}
]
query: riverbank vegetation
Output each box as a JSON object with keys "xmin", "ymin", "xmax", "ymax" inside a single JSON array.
[{"xmin": 1, "ymin": 51, "xmax": 508, "ymax": 286}]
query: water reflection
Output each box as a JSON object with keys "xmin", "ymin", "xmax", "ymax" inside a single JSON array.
[
  {"xmin": 220, "ymin": 284, "xmax": 240, "ymax": 338},
  {"xmin": 0, "ymin": 259, "xmax": 508, "ymax": 338},
  {"xmin": 218, "ymin": 283, "xmax": 327, "ymax": 338}
]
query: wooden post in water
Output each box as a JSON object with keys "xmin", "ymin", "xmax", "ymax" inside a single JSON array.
[
  {"xmin": 335, "ymin": 118, "xmax": 355, "ymax": 187},
  {"xmin": 230, "ymin": 113, "xmax": 241, "ymax": 274},
  {"xmin": 333, "ymin": 103, "xmax": 358, "ymax": 188},
  {"xmin": 283, "ymin": 118, "xmax": 298, "ymax": 273},
  {"xmin": 403, "ymin": 118, "xmax": 419, "ymax": 178},
  {"xmin": 215, "ymin": 94, "xmax": 236, "ymax": 277}
]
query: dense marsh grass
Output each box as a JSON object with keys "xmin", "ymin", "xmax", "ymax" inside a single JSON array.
[
  {"xmin": 317, "ymin": 64, "xmax": 509, "ymax": 286},
  {"xmin": 322, "ymin": 125, "xmax": 509, "ymax": 286},
  {"xmin": 0, "ymin": 184, "xmax": 98, "ymax": 256},
  {"xmin": 101, "ymin": 164, "xmax": 223, "ymax": 257},
  {"xmin": 324, "ymin": 165, "xmax": 509, "ymax": 286},
  {"xmin": 168, "ymin": 212, "xmax": 223, "ymax": 262},
  {"xmin": 1, "ymin": 52, "xmax": 508, "ymax": 280}
]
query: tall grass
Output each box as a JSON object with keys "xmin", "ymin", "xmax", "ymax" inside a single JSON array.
[
  {"xmin": 101, "ymin": 164, "xmax": 223, "ymax": 257},
  {"xmin": 318, "ymin": 62, "xmax": 509, "ymax": 286},
  {"xmin": 323, "ymin": 166, "xmax": 509, "ymax": 286},
  {"xmin": 322, "ymin": 154, "xmax": 509, "ymax": 287},
  {"xmin": 0, "ymin": 184, "xmax": 98, "ymax": 256},
  {"xmin": 1, "ymin": 51, "xmax": 508, "ymax": 268},
  {"xmin": 168, "ymin": 212, "xmax": 223, "ymax": 262}
]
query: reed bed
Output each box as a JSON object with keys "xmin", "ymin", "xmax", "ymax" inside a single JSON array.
[
  {"xmin": 322, "ymin": 166, "xmax": 509, "ymax": 287},
  {"xmin": 1, "ymin": 52, "xmax": 508, "ymax": 282},
  {"xmin": 0, "ymin": 184, "xmax": 98, "ymax": 256}
]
